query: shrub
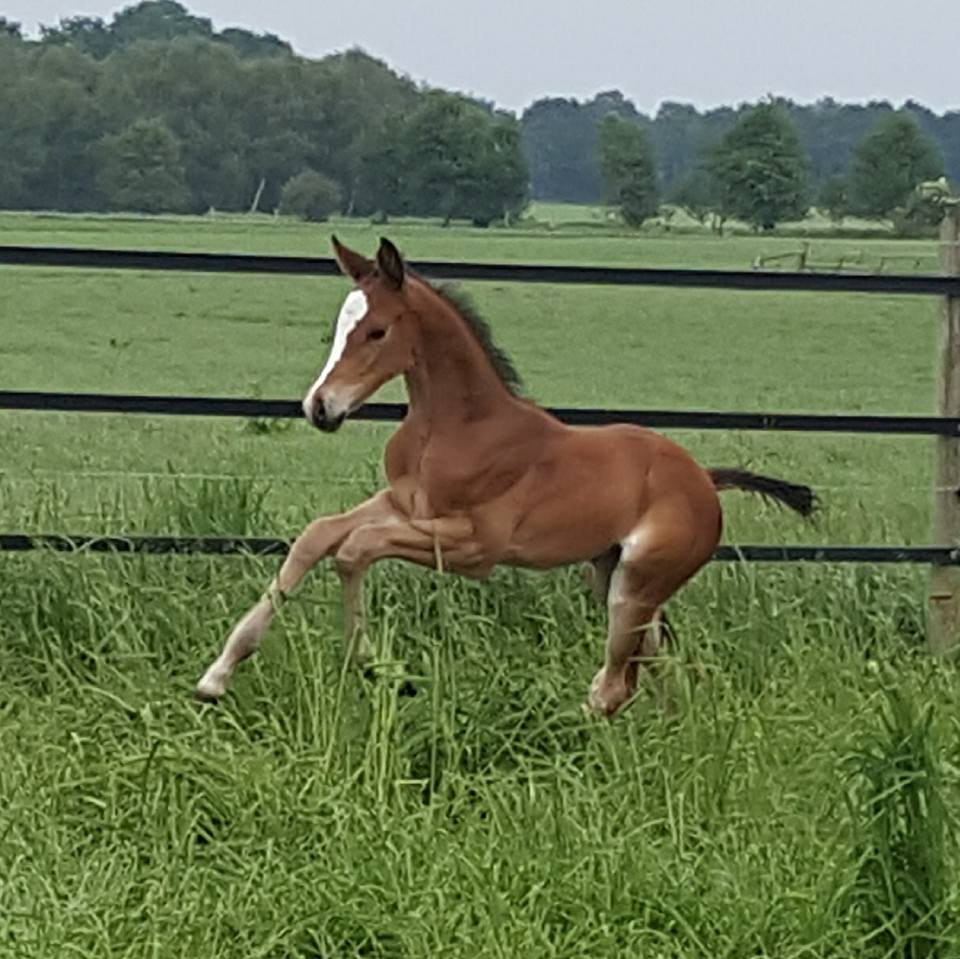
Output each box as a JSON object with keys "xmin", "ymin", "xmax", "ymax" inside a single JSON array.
[{"xmin": 279, "ymin": 170, "xmax": 342, "ymax": 222}]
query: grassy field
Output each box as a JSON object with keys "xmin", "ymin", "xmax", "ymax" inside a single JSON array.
[{"xmin": 2, "ymin": 211, "xmax": 958, "ymax": 956}]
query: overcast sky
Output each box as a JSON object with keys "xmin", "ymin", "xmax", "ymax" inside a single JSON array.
[{"xmin": 7, "ymin": 0, "xmax": 957, "ymax": 115}]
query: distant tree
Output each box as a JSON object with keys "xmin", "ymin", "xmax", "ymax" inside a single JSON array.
[
  {"xmin": 0, "ymin": 37, "xmax": 44, "ymax": 208},
  {"xmin": 97, "ymin": 117, "xmax": 190, "ymax": 213},
  {"xmin": 468, "ymin": 112, "xmax": 529, "ymax": 225},
  {"xmin": 848, "ymin": 113, "xmax": 944, "ymax": 220},
  {"xmin": 521, "ymin": 98, "xmax": 598, "ymax": 202},
  {"xmin": 110, "ymin": 0, "xmax": 213, "ymax": 45},
  {"xmin": 401, "ymin": 91, "xmax": 528, "ymax": 226},
  {"xmin": 709, "ymin": 101, "xmax": 810, "ymax": 230},
  {"xmin": 23, "ymin": 46, "xmax": 106, "ymax": 211},
  {"xmin": 521, "ymin": 90, "xmax": 642, "ymax": 203},
  {"xmin": 598, "ymin": 114, "xmax": 659, "ymax": 227},
  {"xmin": 651, "ymin": 101, "xmax": 704, "ymax": 191},
  {"xmin": 279, "ymin": 170, "xmax": 342, "ymax": 221},
  {"xmin": 0, "ymin": 16, "xmax": 22, "ymax": 38},
  {"xmin": 40, "ymin": 16, "xmax": 116, "ymax": 58},
  {"xmin": 217, "ymin": 27, "xmax": 292, "ymax": 58},
  {"xmin": 818, "ymin": 174, "xmax": 852, "ymax": 223},
  {"xmin": 670, "ymin": 166, "xmax": 718, "ymax": 225},
  {"xmin": 101, "ymin": 37, "xmax": 251, "ymax": 212},
  {"xmin": 310, "ymin": 49, "xmax": 420, "ymax": 216}
]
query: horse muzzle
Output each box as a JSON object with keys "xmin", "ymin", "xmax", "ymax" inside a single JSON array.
[{"xmin": 312, "ymin": 408, "xmax": 346, "ymax": 433}]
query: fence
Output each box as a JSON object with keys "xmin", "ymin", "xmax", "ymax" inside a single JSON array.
[{"xmin": 2, "ymin": 213, "xmax": 959, "ymax": 648}]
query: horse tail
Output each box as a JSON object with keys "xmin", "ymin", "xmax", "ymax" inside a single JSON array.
[{"xmin": 708, "ymin": 468, "xmax": 817, "ymax": 518}]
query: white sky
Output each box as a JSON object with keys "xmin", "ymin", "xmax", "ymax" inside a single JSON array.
[{"xmin": 5, "ymin": 0, "xmax": 958, "ymax": 114}]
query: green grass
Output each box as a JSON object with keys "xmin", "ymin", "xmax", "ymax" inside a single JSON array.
[{"xmin": 1, "ymin": 212, "xmax": 958, "ymax": 956}]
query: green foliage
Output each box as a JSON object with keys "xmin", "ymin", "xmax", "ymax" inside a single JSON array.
[
  {"xmin": 670, "ymin": 166, "xmax": 719, "ymax": 225},
  {"xmin": 38, "ymin": 2, "xmax": 290, "ymax": 61},
  {"xmin": 709, "ymin": 102, "xmax": 810, "ymax": 231},
  {"xmin": 0, "ymin": 15, "xmax": 22, "ymax": 38},
  {"xmin": 522, "ymin": 90, "xmax": 644, "ymax": 203},
  {"xmin": 214, "ymin": 27, "xmax": 291, "ymax": 59},
  {"xmin": 598, "ymin": 113, "xmax": 659, "ymax": 227},
  {"xmin": 40, "ymin": 15, "xmax": 117, "ymax": 57},
  {"xmin": 401, "ymin": 91, "xmax": 529, "ymax": 226},
  {"xmin": 4, "ymin": 7, "xmax": 525, "ymax": 223},
  {"xmin": 849, "ymin": 113, "xmax": 945, "ymax": 220},
  {"xmin": 523, "ymin": 96, "xmax": 960, "ymax": 214},
  {"xmin": 97, "ymin": 117, "xmax": 190, "ymax": 213},
  {"xmin": 279, "ymin": 169, "xmax": 342, "ymax": 222},
  {"xmin": 818, "ymin": 174, "xmax": 852, "ymax": 223},
  {"xmin": 110, "ymin": 0, "xmax": 212, "ymax": 45}
]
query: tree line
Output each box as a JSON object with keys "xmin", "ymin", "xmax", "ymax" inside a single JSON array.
[
  {"xmin": 595, "ymin": 100, "xmax": 949, "ymax": 233},
  {"xmin": 1, "ymin": 1, "xmax": 957, "ymax": 228},
  {"xmin": 525, "ymin": 94, "xmax": 959, "ymax": 204},
  {"xmin": 0, "ymin": 2, "xmax": 528, "ymax": 225}
]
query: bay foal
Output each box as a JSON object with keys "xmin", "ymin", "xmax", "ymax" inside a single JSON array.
[{"xmin": 196, "ymin": 238, "xmax": 814, "ymax": 716}]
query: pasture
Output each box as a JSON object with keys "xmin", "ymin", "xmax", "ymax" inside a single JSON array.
[{"xmin": 1, "ymin": 211, "xmax": 958, "ymax": 956}]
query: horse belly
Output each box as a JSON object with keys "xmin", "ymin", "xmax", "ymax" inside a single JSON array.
[{"xmin": 503, "ymin": 476, "xmax": 638, "ymax": 568}]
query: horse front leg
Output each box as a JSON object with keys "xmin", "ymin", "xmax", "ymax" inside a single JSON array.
[
  {"xmin": 194, "ymin": 491, "xmax": 395, "ymax": 702},
  {"xmin": 332, "ymin": 516, "xmax": 484, "ymax": 668}
]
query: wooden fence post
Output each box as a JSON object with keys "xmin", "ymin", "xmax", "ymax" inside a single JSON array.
[{"xmin": 929, "ymin": 203, "xmax": 960, "ymax": 654}]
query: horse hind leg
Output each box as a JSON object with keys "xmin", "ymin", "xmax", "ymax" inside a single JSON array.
[
  {"xmin": 582, "ymin": 546, "xmax": 621, "ymax": 604},
  {"xmin": 587, "ymin": 521, "xmax": 711, "ymax": 718}
]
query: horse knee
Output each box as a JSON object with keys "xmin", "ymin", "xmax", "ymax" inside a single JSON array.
[{"xmin": 334, "ymin": 538, "xmax": 367, "ymax": 580}]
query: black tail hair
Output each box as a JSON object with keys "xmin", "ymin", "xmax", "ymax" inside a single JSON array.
[{"xmin": 708, "ymin": 468, "xmax": 817, "ymax": 518}]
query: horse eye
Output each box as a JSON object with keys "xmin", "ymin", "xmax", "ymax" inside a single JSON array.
[{"xmin": 368, "ymin": 328, "xmax": 386, "ymax": 341}]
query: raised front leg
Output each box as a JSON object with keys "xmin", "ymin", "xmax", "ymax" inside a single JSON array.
[
  {"xmin": 333, "ymin": 515, "xmax": 487, "ymax": 654},
  {"xmin": 195, "ymin": 491, "xmax": 395, "ymax": 702}
]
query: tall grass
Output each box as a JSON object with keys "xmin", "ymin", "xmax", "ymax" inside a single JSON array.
[
  {"xmin": 2, "ymin": 487, "xmax": 960, "ymax": 956},
  {"xmin": 844, "ymin": 675, "xmax": 958, "ymax": 957}
]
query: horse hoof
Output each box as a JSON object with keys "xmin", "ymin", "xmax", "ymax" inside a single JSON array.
[{"xmin": 194, "ymin": 680, "xmax": 224, "ymax": 704}]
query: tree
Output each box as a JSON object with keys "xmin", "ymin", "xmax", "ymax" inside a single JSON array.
[
  {"xmin": 708, "ymin": 101, "xmax": 810, "ymax": 230},
  {"xmin": 217, "ymin": 28, "xmax": 291, "ymax": 59},
  {"xmin": 598, "ymin": 114, "xmax": 659, "ymax": 227},
  {"xmin": 651, "ymin": 101, "xmax": 704, "ymax": 191},
  {"xmin": 848, "ymin": 113, "xmax": 944, "ymax": 220},
  {"xmin": 521, "ymin": 90, "xmax": 645, "ymax": 203},
  {"xmin": 818, "ymin": 174, "xmax": 851, "ymax": 223},
  {"xmin": 97, "ymin": 117, "xmax": 190, "ymax": 213},
  {"xmin": 670, "ymin": 166, "xmax": 718, "ymax": 225},
  {"xmin": 0, "ymin": 17, "xmax": 22, "ymax": 38},
  {"xmin": 110, "ymin": 0, "xmax": 213, "ymax": 45},
  {"xmin": 401, "ymin": 91, "xmax": 528, "ymax": 226},
  {"xmin": 101, "ymin": 37, "xmax": 251, "ymax": 212},
  {"xmin": 40, "ymin": 16, "xmax": 116, "ymax": 58},
  {"xmin": 279, "ymin": 170, "xmax": 341, "ymax": 221}
]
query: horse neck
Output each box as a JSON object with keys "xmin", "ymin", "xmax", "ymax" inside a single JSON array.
[{"xmin": 403, "ymin": 287, "xmax": 514, "ymax": 430}]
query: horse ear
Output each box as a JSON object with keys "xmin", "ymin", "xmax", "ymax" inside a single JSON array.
[
  {"xmin": 331, "ymin": 235, "xmax": 374, "ymax": 282},
  {"xmin": 376, "ymin": 237, "xmax": 405, "ymax": 290}
]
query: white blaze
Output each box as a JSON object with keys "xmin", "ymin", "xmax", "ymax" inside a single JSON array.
[{"xmin": 302, "ymin": 289, "xmax": 368, "ymax": 418}]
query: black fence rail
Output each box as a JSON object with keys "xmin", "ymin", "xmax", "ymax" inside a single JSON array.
[
  {"xmin": 2, "ymin": 390, "xmax": 959, "ymax": 436},
  {"xmin": 2, "ymin": 535, "xmax": 957, "ymax": 566},
  {"xmin": 2, "ymin": 243, "xmax": 959, "ymax": 295},
  {"xmin": 1, "ymin": 243, "xmax": 955, "ymax": 567}
]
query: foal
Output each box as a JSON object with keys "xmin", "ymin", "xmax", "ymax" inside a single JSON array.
[{"xmin": 196, "ymin": 237, "xmax": 814, "ymax": 716}]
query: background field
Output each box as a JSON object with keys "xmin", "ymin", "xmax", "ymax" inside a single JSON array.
[{"xmin": 2, "ymin": 211, "xmax": 958, "ymax": 956}]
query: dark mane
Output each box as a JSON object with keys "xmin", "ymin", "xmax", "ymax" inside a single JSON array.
[{"xmin": 428, "ymin": 281, "xmax": 524, "ymax": 396}]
